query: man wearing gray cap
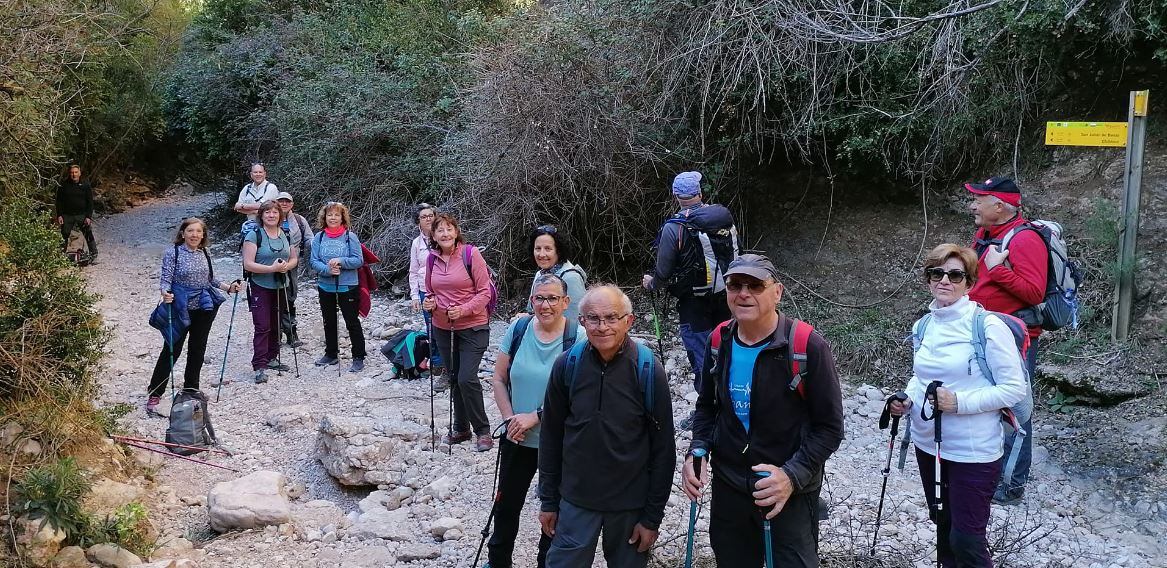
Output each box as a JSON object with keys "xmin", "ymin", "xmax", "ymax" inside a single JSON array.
[
  {"xmin": 680, "ymin": 254, "xmax": 844, "ymax": 567},
  {"xmin": 276, "ymin": 191, "xmax": 313, "ymax": 347},
  {"xmin": 642, "ymin": 171, "xmax": 738, "ymax": 418}
]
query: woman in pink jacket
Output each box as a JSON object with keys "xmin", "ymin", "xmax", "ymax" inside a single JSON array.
[{"xmin": 422, "ymin": 212, "xmax": 495, "ymax": 451}]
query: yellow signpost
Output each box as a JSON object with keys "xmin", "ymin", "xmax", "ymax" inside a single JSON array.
[{"xmin": 1044, "ymin": 121, "xmax": 1128, "ymax": 147}]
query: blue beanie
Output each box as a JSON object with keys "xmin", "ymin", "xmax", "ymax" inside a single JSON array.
[{"xmin": 672, "ymin": 171, "xmax": 702, "ymax": 198}]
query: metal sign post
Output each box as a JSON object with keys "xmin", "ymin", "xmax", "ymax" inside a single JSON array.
[{"xmin": 1112, "ymin": 90, "xmax": 1149, "ymax": 342}]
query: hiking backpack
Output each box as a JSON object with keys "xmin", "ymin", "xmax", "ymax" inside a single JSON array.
[
  {"xmin": 380, "ymin": 329, "xmax": 431, "ymax": 380},
  {"xmin": 658, "ymin": 207, "xmax": 739, "ymax": 297},
  {"xmin": 165, "ymin": 390, "xmax": 217, "ymax": 456},
  {"xmin": 708, "ymin": 318, "xmax": 815, "ymax": 399},
  {"xmin": 561, "ymin": 340, "xmax": 659, "ymax": 429},
  {"xmin": 910, "ymin": 306, "xmax": 1031, "ymax": 481},
  {"xmin": 427, "ymin": 244, "xmax": 498, "ymax": 315},
  {"xmin": 507, "ymin": 315, "xmax": 580, "ymax": 358},
  {"xmin": 981, "ymin": 219, "xmax": 1084, "ymax": 331}
]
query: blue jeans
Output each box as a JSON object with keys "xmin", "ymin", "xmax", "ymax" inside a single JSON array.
[
  {"xmin": 678, "ymin": 323, "xmax": 712, "ymax": 393},
  {"xmin": 418, "ymin": 290, "xmax": 443, "ymax": 368},
  {"xmin": 999, "ymin": 337, "xmax": 1038, "ymax": 498}
]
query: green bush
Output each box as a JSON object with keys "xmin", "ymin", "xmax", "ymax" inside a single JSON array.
[
  {"xmin": 83, "ymin": 502, "xmax": 155, "ymax": 558},
  {"xmin": 12, "ymin": 457, "xmax": 91, "ymax": 537}
]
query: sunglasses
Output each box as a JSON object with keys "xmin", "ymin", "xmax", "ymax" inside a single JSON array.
[
  {"xmin": 726, "ymin": 279, "xmax": 771, "ymax": 294},
  {"xmin": 536, "ymin": 225, "xmax": 557, "ymax": 234},
  {"xmin": 925, "ymin": 268, "xmax": 968, "ymax": 284}
]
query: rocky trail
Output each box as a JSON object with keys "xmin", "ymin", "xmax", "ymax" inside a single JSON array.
[{"xmin": 75, "ymin": 186, "xmax": 1165, "ymax": 568}]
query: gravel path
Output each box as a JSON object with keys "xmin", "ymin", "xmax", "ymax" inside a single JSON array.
[{"xmin": 85, "ymin": 188, "xmax": 1164, "ymax": 567}]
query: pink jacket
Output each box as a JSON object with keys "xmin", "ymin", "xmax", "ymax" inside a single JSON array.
[{"xmin": 426, "ymin": 243, "xmax": 492, "ymax": 331}]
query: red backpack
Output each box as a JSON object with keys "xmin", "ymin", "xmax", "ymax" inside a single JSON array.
[{"xmin": 709, "ymin": 318, "xmax": 815, "ymax": 399}]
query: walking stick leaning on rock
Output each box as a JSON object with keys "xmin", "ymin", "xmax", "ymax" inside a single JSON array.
[{"xmin": 873, "ymin": 391, "xmax": 907, "ymax": 556}]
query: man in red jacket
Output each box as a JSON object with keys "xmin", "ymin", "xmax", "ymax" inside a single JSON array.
[{"xmin": 966, "ymin": 176, "xmax": 1047, "ymax": 505}]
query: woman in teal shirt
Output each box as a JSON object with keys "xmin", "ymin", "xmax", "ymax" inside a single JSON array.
[
  {"xmin": 488, "ymin": 273, "xmax": 586, "ymax": 568},
  {"xmin": 242, "ymin": 201, "xmax": 298, "ymax": 384}
]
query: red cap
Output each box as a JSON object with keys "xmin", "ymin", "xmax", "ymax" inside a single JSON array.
[{"xmin": 965, "ymin": 176, "xmax": 1021, "ymax": 207}]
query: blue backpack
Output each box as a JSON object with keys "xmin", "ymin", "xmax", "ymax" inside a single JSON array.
[
  {"xmin": 508, "ymin": 315, "xmax": 580, "ymax": 358},
  {"xmin": 561, "ymin": 340, "xmax": 659, "ymax": 429}
]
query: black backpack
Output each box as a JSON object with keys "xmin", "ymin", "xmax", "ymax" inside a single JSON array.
[
  {"xmin": 381, "ymin": 329, "xmax": 431, "ymax": 380},
  {"xmin": 659, "ymin": 206, "xmax": 739, "ymax": 297},
  {"xmin": 165, "ymin": 390, "xmax": 217, "ymax": 455}
]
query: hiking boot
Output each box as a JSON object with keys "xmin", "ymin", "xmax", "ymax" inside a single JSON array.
[
  {"xmin": 348, "ymin": 358, "xmax": 365, "ymax": 373},
  {"xmin": 145, "ymin": 396, "xmax": 161, "ymax": 415},
  {"xmin": 442, "ymin": 430, "xmax": 472, "ymax": 445},
  {"xmin": 254, "ymin": 370, "xmax": 268, "ymax": 384},
  {"xmin": 266, "ymin": 360, "xmax": 291, "ymax": 371},
  {"xmin": 315, "ymin": 355, "xmax": 339, "ymax": 367},
  {"xmin": 992, "ymin": 487, "xmax": 1024, "ymax": 506},
  {"xmin": 475, "ymin": 434, "xmax": 494, "ymax": 452}
]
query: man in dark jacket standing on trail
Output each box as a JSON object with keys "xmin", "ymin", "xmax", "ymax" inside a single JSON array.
[
  {"xmin": 682, "ymin": 254, "xmax": 843, "ymax": 567},
  {"xmin": 56, "ymin": 163, "xmax": 98, "ymax": 261},
  {"xmin": 966, "ymin": 177, "xmax": 1047, "ymax": 505},
  {"xmin": 539, "ymin": 285, "xmax": 676, "ymax": 568},
  {"xmin": 642, "ymin": 171, "xmax": 737, "ymax": 404}
]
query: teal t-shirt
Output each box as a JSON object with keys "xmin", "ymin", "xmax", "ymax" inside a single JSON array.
[
  {"xmin": 728, "ymin": 337, "xmax": 766, "ymax": 432},
  {"xmin": 245, "ymin": 228, "xmax": 291, "ymax": 290},
  {"xmin": 500, "ymin": 319, "xmax": 587, "ymax": 449}
]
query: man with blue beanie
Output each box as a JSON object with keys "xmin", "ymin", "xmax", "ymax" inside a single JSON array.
[{"xmin": 643, "ymin": 171, "xmax": 739, "ymax": 426}]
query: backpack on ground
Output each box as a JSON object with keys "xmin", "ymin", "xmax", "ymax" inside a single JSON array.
[
  {"xmin": 658, "ymin": 208, "xmax": 739, "ymax": 297},
  {"xmin": 426, "ymin": 244, "xmax": 499, "ymax": 315},
  {"xmin": 562, "ymin": 340, "xmax": 659, "ymax": 429},
  {"xmin": 380, "ymin": 329, "xmax": 431, "ymax": 380},
  {"xmin": 708, "ymin": 318, "xmax": 815, "ymax": 399},
  {"xmin": 987, "ymin": 219, "xmax": 1084, "ymax": 331},
  {"xmin": 165, "ymin": 390, "xmax": 217, "ymax": 456},
  {"xmin": 910, "ymin": 306, "xmax": 1031, "ymax": 481}
]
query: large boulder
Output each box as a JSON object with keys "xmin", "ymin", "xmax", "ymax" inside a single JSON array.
[
  {"xmin": 206, "ymin": 471, "xmax": 291, "ymax": 533},
  {"xmin": 13, "ymin": 515, "xmax": 66, "ymax": 568},
  {"xmin": 1040, "ymin": 364, "xmax": 1155, "ymax": 406},
  {"xmin": 85, "ymin": 543, "xmax": 141, "ymax": 567},
  {"xmin": 316, "ymin": 415, "xmax": 429, "ymax": 486},
  {"xmin": 51, "ymin": 546, "xmax": 89, "ymax": 568},
  {"xmin": 265, "ymin": 405, "xmax": 315, "ymax": 431}
]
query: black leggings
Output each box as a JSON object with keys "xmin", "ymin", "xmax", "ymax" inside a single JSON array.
[
  {"xmin": 488, "ymin": 437, "xmax": 552, "ymax": 568},
  {"xmin": 319, "ymin": 287, "xmax": 366, "ymax": 359},
  {"xmin": 148, "ymin": 308, "xmax": 216, "ymax": 397}
]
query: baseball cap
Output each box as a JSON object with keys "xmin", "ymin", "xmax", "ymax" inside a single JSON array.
[
  {"xmin": 275, "ymin": 191, "xmax": 294, "ymax": 202},
  {"xmin": 724, "ymin": 254, "xmax": 778, "ymax": 282},
  {"xmin": 672, "ymin": 171, "xmax": 702, "ymax": 199},
  {"xmin": 965, "ymin": 177, "xmax": 1021, "ymax": 207}
]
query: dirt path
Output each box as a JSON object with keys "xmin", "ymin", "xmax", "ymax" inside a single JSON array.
[{"xmin": 84, "ymin": 187, "xmax": 1164, "ymax": 567}]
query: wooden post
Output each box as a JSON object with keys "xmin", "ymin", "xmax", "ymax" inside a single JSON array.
[{"xmin": 1112, "ymin": 90, "xmax": 1149, "ymax": 342}]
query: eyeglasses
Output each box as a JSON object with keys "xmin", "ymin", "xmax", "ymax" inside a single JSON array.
[
  {"xmin": 581, "ymin": 313, "xmax": 630, "ymax": 327},
  {"xmin": 536, "ymin": 225, "xmax": 557, "ymax": 234},
  {"xmin": 532, "ymin": 295, "xmax": 563, "ymax": 305},
  {"xmin": 726, "ymin": 279, "xmax": 771, "ymax": 294},
  {"xmin": 925, "ymin": 268, "xmax": 968, "ymax": 284},
  {"xmin": 418, "ymin": 213, "xmax": 435, "ymax": 219}
]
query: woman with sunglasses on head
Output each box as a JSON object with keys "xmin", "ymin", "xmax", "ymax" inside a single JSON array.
[
  {"xmin": 421, "ymin": 213, "xmax": 494, "ymax": 452},
  {"xmin": 408, "ymin": 203, "xmax": 443, "ymax": 376},
  {"xmin": 147, "ymin": 218, "xmax": 242, "ymax": 414},
  {"xmin": 242, "ymin": 201, "xmax": 299, "ymax": 384},
  {"xmin": 887, "ymin": 243, "xmax": 1028, "ymax": 568},
  {"xmin": 522, "ymin": 225, "xmax": 587, "ymax": 322}
]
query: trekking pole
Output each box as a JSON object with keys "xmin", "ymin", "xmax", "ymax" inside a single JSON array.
[
  {"xmin": 280, "ymin": 274, "xmax": 300, "ymax": 378},
  {"xmin": 215, "ymin": 279, "xmax": 242, "ymax": 402},
  {"xmin": 872, "ymin": 391, "xmax": 908, "ymax": 556},
  {"xmin": 166, "ymin": 293, "xmax": 177, "ymax": 407},
  {"xmin": 116, "ymin": 439, "xmax": 240, "ymax": 472},
  {"xmin": 425, "ymin": 304, "xmax": 436, "ymax": 453},
  {"xmin": 923, "ymin": 380, "xmax": 944, "ymax": 568},
  {"xmin": 447, "ymin": 312, "xmax": 455, "ymax": 456},
  {"xmin": 110, "ymin": 435, "xmax": 232, "ymax": 456},
  {"xmin": 684, "ymin": 448, "xmax": 707, "ymax": 568},
  {"xmin": 755, "ymin": 471, "xmax": 775, "ymax": 568},
  {"xmin": 335, "ymin": 273, "xmax": 342, "ymax": 380},
  {"xmin": 648, "ymin": 289, "xmax": 666, "ymax": 363},
  {"xmin": 273, "ymin": 274, "xmax": 284, "ymax": 378},
  {"xmin": 471, "ymin": 418, "xmax": 512, "ymax": 568}
]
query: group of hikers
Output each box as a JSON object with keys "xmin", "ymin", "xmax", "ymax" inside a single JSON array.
[{"xmin": 114, "ymin": 159, "xmax": 1067, "ymax": 567}]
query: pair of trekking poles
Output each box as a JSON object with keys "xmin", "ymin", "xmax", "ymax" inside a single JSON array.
[
  {"xmin": 873, "ymin": 382, "xmax": 945, "ymax": 568},
  {"xmin": 683, "ymin": 449, "xmax": 776, "ymax": 568}
]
